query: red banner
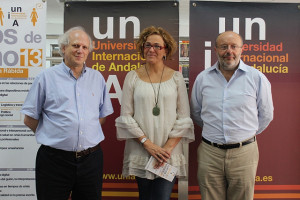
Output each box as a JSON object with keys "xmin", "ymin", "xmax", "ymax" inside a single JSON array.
[
  {"xmin": 64, "ymin": 1, "xmax": 179, "ymax": 199},
  {"xmin": 189, "ymin": 1, "xmax": 300, "ymax": 199}
]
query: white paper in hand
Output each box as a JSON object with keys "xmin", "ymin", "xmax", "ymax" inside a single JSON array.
[{"xmin": 145, "ymin": 156, "xmax": 177, "ymax": 182}]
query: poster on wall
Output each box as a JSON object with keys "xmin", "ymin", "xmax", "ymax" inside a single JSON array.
[
  {"xmin": 189, "ymin": 1, "xmax": 300, "ymax": 199},
  {"xmin": 0, "ymin": 0, "xmax": 46, "ymax": 199},
  {"xmin": 179, "ymin": 40, "xmax": 189, "ymax": 61},
  {"xmin": 64, "ymin": 1, "xmax": 179, "ymax": 199}
]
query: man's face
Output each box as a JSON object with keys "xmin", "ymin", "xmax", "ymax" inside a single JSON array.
[
  {"xmin": 214, "ymin": 32, "xmax": 243, "ymax": 72},
  {"xmin": 62, "ymin": 30, "xmax": 90, "ymax": 68}
]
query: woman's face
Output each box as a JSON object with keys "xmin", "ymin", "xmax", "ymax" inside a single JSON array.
[{"xmin": 143, "ymin": 34, "xmax": 167, "ymax": 65}]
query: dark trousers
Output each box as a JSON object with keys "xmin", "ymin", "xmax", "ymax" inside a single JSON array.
[
  {"xmin": 35, "ymin": 145, "xmax": 103, "ymax": 200},
  {"xmin": 136, "ymin": 177, "xmax": 176, "ymax": 200}
]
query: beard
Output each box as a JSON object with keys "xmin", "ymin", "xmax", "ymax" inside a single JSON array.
[{"xmin": 218, "ymin": 53, "xmax": 240, "ymax": 71}]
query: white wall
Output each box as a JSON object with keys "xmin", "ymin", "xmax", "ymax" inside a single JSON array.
[{"xmin": 46, "ymin": 0, "xmax": 300, "ymax": 37}]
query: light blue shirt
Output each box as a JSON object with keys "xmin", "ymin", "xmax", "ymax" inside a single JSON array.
[
  {"xmin": 21, "ymin": 62, "xmax": 113, "ymax": 151},
  {"xmin": 191, "ymin": 60, "xmax": 273, "ymax": 144}
]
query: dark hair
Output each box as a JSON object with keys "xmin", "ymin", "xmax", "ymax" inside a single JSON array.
[{"xmin": 136, "ymin": 26, "xmax": 177, "ymax": 60}]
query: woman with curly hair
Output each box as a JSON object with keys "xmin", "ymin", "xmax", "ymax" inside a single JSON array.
[{"xmin": 116, "ymin": 26, "xmax": 194, "ymax": 200}]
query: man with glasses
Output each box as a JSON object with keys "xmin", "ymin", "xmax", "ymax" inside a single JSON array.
[{"xmin": 191, "ymin": 31, "xmax": 274, "ymax": 200}]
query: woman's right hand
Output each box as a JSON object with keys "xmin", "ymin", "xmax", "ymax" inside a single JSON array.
[{"xmin": 143, "ymin": 139, "xmax": 170, "ymax": 165}]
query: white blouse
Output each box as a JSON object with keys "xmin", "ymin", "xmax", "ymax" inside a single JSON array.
[{"xmin": 115, "ymin": 70, "xmax": 194, "ymax": 180}]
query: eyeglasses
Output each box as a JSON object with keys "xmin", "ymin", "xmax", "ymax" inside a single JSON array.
[
  {"xmin": 217, "ymin": 45, "xmax": 242, "ymax": 51},
  {"xmin": 144, "ymin": 43, "xmax": 166, "ymax": 50}
]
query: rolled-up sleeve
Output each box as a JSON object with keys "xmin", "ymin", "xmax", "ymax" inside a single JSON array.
[
  {"xmin": 99, "ymin": 76, "xmax": 114, "ymax": 118},
  {"xmin": 21, "ymin": 74, "xmax": 44, "ymax": 120}
]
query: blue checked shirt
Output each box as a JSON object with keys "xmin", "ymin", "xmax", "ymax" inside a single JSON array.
[{"xmin": 21, "ymin": 62, "xmax": 113, "ymax": 151}]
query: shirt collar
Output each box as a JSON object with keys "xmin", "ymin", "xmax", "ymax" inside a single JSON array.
[
  {"xmin": 237, "ymin": 60, "xmax": 248, "ymax": 72},
  {"xmin": 61, "ymin": 61, "xmax": 87, "ymax": 77}
]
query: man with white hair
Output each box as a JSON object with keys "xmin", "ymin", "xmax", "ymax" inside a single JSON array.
[{"xmin": 22, "ymin": 26, "xmax": 113, "ymax": 200}]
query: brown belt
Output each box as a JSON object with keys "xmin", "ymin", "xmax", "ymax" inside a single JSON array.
[
  {"xmin": 202, "ymin": 136, "xmax": 256, "ymax": 149},
  {"xmin": 43, "ymin": 143, "xmax": 101, "ymax": 159}
]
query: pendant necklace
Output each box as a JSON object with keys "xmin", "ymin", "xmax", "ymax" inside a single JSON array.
[{"xmin": 145, "ymin": 65, "xmax": 165, "ymax": 116}]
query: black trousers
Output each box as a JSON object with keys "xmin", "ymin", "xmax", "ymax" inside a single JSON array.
[{"xmin": 35, "ymin": 145, "xmax": 103, "ymax": 200}]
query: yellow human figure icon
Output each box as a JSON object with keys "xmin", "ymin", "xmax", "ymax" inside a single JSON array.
[
  {"xmin": 30, "ymin": 8, "xmax": 38, "ymax": 26},
  {"xmin": 0, "ymin": 8, "xmax": 4, "ymax": 26}
]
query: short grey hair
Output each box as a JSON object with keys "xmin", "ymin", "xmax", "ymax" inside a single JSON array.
[{"xmin": 58, "ymin": 26, "xmax": 93, "ymax": 57}]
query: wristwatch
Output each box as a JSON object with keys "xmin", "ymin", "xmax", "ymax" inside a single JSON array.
[{"xmin": 140, "ymin": 137, "xmax": 147, "ymax": 144}]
